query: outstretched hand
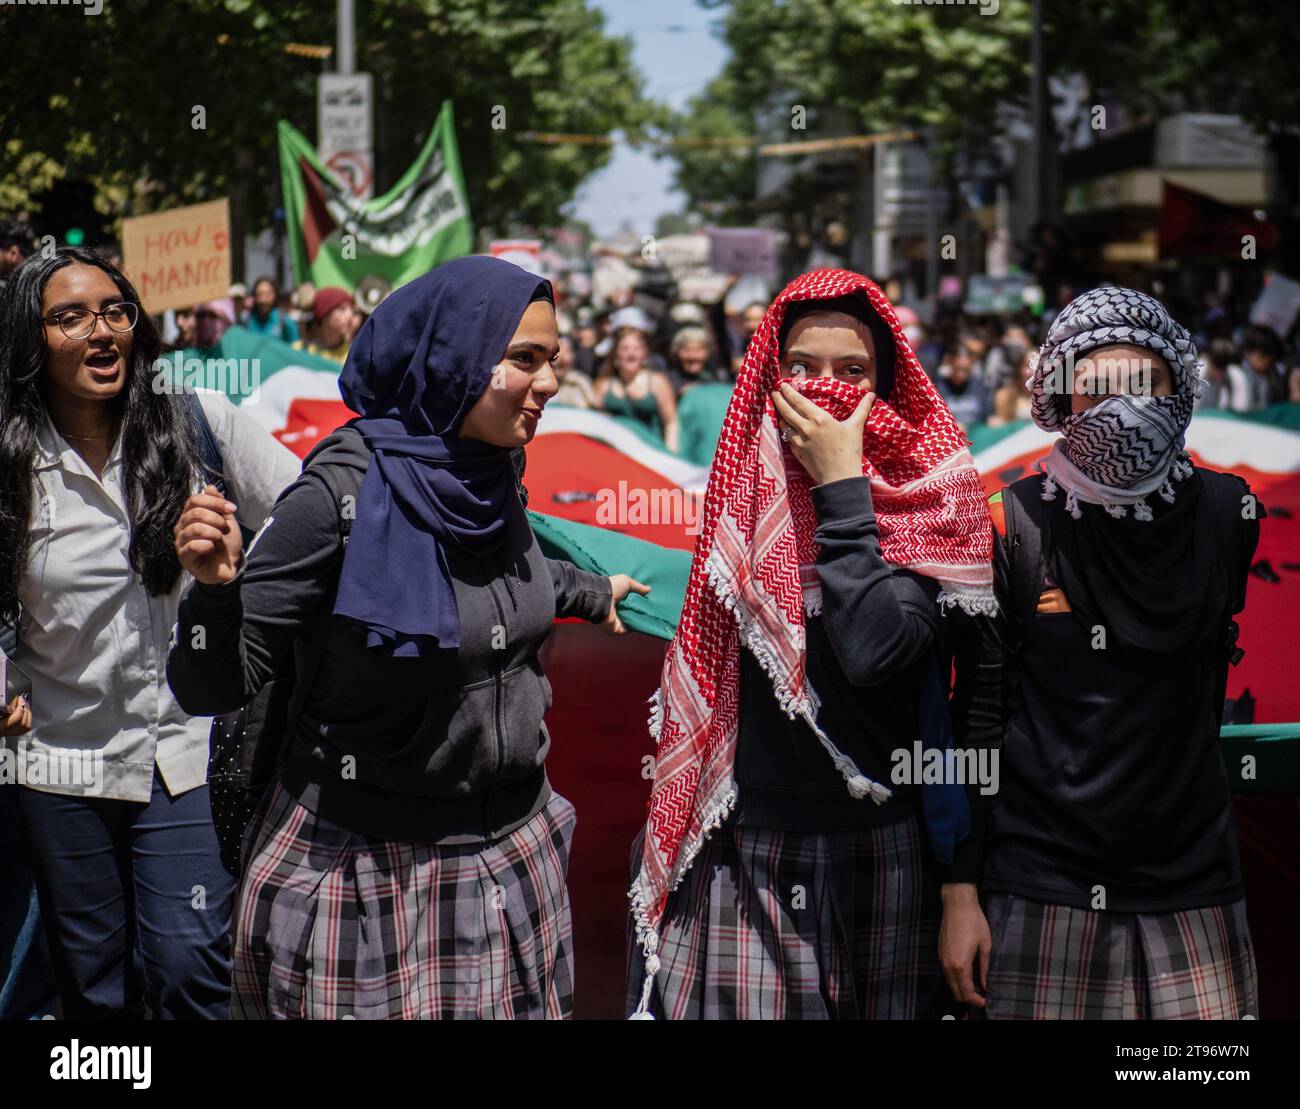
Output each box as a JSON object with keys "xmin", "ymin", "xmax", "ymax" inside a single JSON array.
[{"xmin": 603, "ymin": 574, "xmax": 651, "ymax": 635}]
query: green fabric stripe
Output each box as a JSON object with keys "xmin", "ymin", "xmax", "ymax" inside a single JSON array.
[
  {"xmin": 173, "ymin": 326, "xmax": 340, "ymax": 406},
  {"xmin": 1198, "ymin": 402, "xmax": 1300, "ymax": 433},
  {"xmin": 528, "ymin": 510, "xmax": 690, "ymax": 641},
  {"xmin": 182, "ymin": 326, "xmax": 340, "ymax": 375},
  {"xmin": 1220, "ymin": 725, "xmax": 1300, "ymax": 794},
  {"xmin": 677, "ymin": 383, "xmax": 733, "ymax": 465}
]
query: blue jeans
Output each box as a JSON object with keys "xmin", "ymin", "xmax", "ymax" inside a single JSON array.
[
  {"xmin": 0, "ymin": 784, "xmax": 58, "ymax": 1019},
  {"xmin": 16, "ymin": 769, "xmax": 234, "ymax": 1019}
]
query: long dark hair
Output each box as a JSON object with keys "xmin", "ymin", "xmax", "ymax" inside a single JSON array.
[{"xmin": 0, "ymin": 247, "xmax": 200, "ymax": 625}]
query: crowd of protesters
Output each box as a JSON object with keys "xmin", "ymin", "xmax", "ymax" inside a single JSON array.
[
  {"xmin": 10, "ymin": 214, "xmax": 1299, "ymax": 449},
  {"xmin": 0, "ymin": 210, "xmax": 1290, "ymax": 1022},
  {"xmin": 159, "ymin": 276, "xmax": 365, "ymax": 366},
  {"xmin": 539, "ymin": 260, "xmax": 1300, "ymax": 446}
]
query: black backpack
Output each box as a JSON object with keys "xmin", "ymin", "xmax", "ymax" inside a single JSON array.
[
  {"xmin": 181, "ymin": 394, "xmax": 361, "ymax": 875},
  {"xmin": 998, "ymin": 470, "xmax": 1249, "ymax": 721}
]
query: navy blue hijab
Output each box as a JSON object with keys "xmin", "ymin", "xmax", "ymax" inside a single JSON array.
[{"xmin": 333, "ymin": 256, "xmax": 553, "ymax": 656}]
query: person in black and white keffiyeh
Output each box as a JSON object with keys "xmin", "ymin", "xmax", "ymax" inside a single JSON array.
[{"xmin": 1028, "ymin": 286, "xmax": 1200, "ymax": 521}]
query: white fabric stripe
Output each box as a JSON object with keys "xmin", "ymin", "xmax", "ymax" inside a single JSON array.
[
  {"xmin": 237, "ymin": 366, "xmax": 344, "ymax": 433},
  {"xmin": 1184, "ymin": 415, "xmax": 1300, "ymax": 472},
  {"xmin": 531, "ymin": 406, "xmax": 711, "ymax": 490},
  {"xmin": 970, "ymin": 415, "xmax": 1300, "ymax": 479},
  {"xmin": 970, "ymin": 424, "xmax": 1057, "ymax": 473}
]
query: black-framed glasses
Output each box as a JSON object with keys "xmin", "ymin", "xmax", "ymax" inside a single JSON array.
[{"xmin": 43, "ymin": 301, "xmax": 139, "ymax": 341}]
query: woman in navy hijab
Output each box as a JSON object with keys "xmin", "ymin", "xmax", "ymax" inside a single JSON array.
[{"xmin": 168, "ymin": 256, "xmax": 648, "ymax": 1019}]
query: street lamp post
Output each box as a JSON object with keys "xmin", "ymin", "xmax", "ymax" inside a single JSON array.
[{"xmin": 338, "ymin": 0, "xmax": 356, "ymax": 76}]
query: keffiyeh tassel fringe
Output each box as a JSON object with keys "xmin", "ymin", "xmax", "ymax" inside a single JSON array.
[
  {"xmin": 627, "ymin": 901, "xmax": 660, "ymax": 1020},
  {"xmin": 805, "ymin": 708, "xmax": 891, "ymax": 802},
  {"xmin": 706, "ymin": 551, "xmax": 891, "ymax": 805},
  {"xmin": 1041, "ymin": 471, "xmax": 1059, "ymax": 502},
  {"xmin": 627, "ymin": 783, "xmax": 738, "ymax": 1020},
  {"xmin": 936, "ymin": 589, "xmax": 1001, "ymax": 618},
  {"xmin": 646, "ymin": 688, "xmax": 663, "ymax": 745},
  {"xmin": 1065, "ymin": 488, "xmax": 1082, "ymax": 519},
  {"xmin": 1133, "ymin": 497, "xmax": 1154, "ymax": 522}
]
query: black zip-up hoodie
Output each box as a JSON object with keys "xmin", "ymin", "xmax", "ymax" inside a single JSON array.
[{"xmin": 167, "ymin": 426, "xmax": 613, "ymax": 844}]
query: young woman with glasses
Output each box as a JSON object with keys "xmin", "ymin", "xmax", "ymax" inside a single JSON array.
[{"xmin": 0, "ymin": 246, "xmax": 301, "ymax": 1018}]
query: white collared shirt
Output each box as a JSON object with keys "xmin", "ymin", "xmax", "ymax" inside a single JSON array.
[{"xmin": 5, "ymin": 390, "xmax": 302, "ymax": 802}]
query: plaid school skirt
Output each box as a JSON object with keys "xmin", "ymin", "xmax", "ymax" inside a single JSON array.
[
  {"xmin": 231, "ymin": 783, "xmax": 576, "ymax": 1020},
  {"xmin": 982, "ymin": 893, "xmax": 1258, "ymax": 1020},
  {"xmin": 626, "ymin": 814, "xmax": 942, "ymax": 1020}
]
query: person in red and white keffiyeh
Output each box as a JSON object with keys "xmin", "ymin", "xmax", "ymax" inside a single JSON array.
[{"xmin": 626, "ymin": 268, "xmax": 999, "ymax": 1020}]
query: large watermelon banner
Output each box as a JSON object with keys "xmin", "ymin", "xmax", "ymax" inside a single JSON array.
[
  {"xmin": 171, "ymin": 331, "xmax": 1300, "ymax": 736},
  {"xmin": 175, "ymin": 326, "xmax": 350, "ymax": 453},
  {"xmin": 278, "ymin": 100, "xmax": 473, "ymax": 292}
]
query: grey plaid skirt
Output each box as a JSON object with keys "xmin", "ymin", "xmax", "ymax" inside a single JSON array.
[
  {"xmin": 982, "ymin": 893, "xmax": 1259, "ymax": 1020},
  {"xmin": 231, "ymin": 783, "xmax": 576, "ymax": 1020},
  {"xmin": 626, "ymin": 814, "xmax": 942, "ymax": 1019}
]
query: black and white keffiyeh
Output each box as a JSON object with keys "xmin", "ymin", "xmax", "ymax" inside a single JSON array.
[{"xmin": 1028, "ymin": 286, "xmax": 1200, "ymax": 521}]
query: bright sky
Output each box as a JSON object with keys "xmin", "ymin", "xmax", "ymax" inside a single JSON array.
[{"xmin": 569, "ymin": 0, "xmax": 729, "ymax": 238}]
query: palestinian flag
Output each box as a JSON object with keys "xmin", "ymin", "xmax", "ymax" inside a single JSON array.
[
  {"xmin": 176, "ymin": 356, "xmax": 1300, "ymax": 1018},
  {"xmin": 278, "ymin": 100, "xmax": 473, "ymax": 292},
  {"xmin": 176, "ymin": 334, "xmax": 1300, "ymax": 736}
]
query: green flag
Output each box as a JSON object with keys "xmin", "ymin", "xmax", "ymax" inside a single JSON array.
[{"xmin": 278, "ymin": 101, "xmax": 473, "ymax": 292}]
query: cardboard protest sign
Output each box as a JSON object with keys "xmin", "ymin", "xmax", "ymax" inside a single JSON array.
[
  {"xmin": 123, "ymin": 199, "xmax": 231, "ymax": 314},
  {"xmin": 707, "ymin": 227, "xmax": 776, "ymax": 278}
]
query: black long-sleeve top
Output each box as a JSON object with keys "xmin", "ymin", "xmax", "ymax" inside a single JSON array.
[
  {"xmin": 733, "ymin": 476, "xmax": 1002, "ymax": 852},
  {"xmin": 961, "ymin": 472, "xmax": 1258, "ymax": 911},
  {"xmin": 167, "ymin": 427, "xmax": 613, "ymax": 845}
]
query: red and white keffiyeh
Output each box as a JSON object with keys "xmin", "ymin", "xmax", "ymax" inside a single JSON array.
[{"xmin": 628, "ymin": 269, "xmax": 995, "ymax": 1018}]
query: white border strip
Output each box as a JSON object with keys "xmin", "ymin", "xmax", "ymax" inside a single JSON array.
[
  {"xmin": 971, "ymin": 415, "xmax": 1300, "ymax": 477},
  {"xmin": 1185, "ymin": 415, "xmax": 1300, "ymax": 472},
  {"xmin": 237, "ymin": 366, "xmax": 344, "ymax": 433},
  {"xmin": 532, "ymin": 406, "xmax": 711, "ymax": 490}
]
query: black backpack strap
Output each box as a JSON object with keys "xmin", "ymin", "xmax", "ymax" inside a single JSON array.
[
  {"xmin": 996, "ymin": 475, "xmax": 1051, "ymax": 728},
  {"xmin": 1001, "ymin": 474, "xmax": 1050, "ymax": 655},
  {"xmin": 177, "ymin": 391, "xmax": 227, "ymax": 495},
  {"xmin": 178, "ymin": 391, "xmax": 260, "ymax": 547},
  {"xmin": 1197, "ymin": 468, "xmax": 1254, "ymax": 667}
]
